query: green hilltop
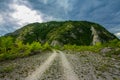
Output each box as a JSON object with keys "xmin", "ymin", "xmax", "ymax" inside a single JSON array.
[{"xmin": 6, "ymin": 21, "xmax": 117, "ymax": 46}]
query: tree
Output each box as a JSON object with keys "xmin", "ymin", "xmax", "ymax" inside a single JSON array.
[{"xmin": 0, "ymin": 36, "xmax": 13, "ymax": 53}]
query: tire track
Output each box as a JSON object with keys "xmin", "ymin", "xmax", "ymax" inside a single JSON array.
[
  {"xmin": 25, "ymin": 50, "xmax": 57, "ymax": 80},
  {"xmin": 59, "ymin": 51, "xmax": 79, "ymax": 80}
]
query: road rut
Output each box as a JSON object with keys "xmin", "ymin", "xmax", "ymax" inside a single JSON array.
[
  {"xmin": 25, "ymin": 51, "xmax": 57, "ymax": 80},
  {"xmin": 59, "ymin": 51, "xmax": 79, "ymax": 80}
]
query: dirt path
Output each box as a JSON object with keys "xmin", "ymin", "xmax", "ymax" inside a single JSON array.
[
  {"xmin": 25, "ymin": 50, "xmax": 57, "ymax": 80},
  {"xmin": 59, "ymin": 51, "xmax": 79, "ymax": 80},
  {"xmin": 1, "ymin": 50, "xmax": 120, "ymax": 80}
]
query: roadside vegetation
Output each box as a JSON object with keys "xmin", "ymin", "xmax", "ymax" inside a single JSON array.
[
  {"xmin": 0, "ymin": 36, "xmax": 120, "ymax": 61},
  {"xmin": 63, "ymin": 39, "xmax": 120, "ymax": 57},
  {"xmin": 0, "ymin": 35, "xmax": 120, "ymax": 61},
  {"xmin": 0, "ymin": 36, "xmax": 51, "ymax": 61}
]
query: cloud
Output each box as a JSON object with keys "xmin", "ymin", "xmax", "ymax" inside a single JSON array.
[
  {"xmin": 115, "ymin": 32, "xmax": 120, "ymax": 38},
  {"xmin": 11, "ymin": 3, "xmax": 43, "ymax": 26},
  {"xmin": 0, "ymin": 15, "xmax": 3, "ymax": 24},
  {"xmin": 56, "ymin": 0, "xmax": 72, "ymax": 13},
  {"xmin": 115, "ymin": 33, "xmax": 120, "ymax": 36},
  {"xmin": 27, "ymin": 0, "xmax": 73, "ymax": 19},
  {"xmin": 41, "ymin": 0, "xmax": 48, "ymax": 4},
  {"xmin": 0, "ymin": 0, "xmax": 120, "ymax": 37},
  {"xmin": 0, "ymin": 0, "xmax": 45, "ymax": 35}
]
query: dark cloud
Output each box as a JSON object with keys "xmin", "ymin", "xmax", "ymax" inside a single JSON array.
[
  {"xmin": 0, "ymin": 0, "xmax": 120, "ymax": 38},
  {"xmin": 27, "ymin": 0, "xmax": 70, "ymax": 19},
  {"xmin": 0, "ymin": 0, "xmax": 14, "ymax": 35},
  {"xmin": 0, "ymin": 1, "xmax": 13, "ymax": 11}
]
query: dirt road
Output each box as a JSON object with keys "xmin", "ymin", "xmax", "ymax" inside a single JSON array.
[
  {"xmin": 25, "ymin": 50, "xmax": 57, "ymax": 80},
  {"xmin": 0, "ymin": 50, "xmax": 120, "ymax": 80}
]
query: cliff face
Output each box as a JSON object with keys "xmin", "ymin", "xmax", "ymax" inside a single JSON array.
[
  {"xmin": 91, "ymin": 26, "xmax": 101, "ymax": 45},
  {"xmin": 6, "ymin": 21, "xmax": 118, "ymax": 46}
]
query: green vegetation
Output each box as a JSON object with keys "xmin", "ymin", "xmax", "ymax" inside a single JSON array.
[
  {"xmin": 63, "ymin": 42, "xmax": 103, "ymax": 53},
  {"xmin": 63, "ymin": 39, "xmax": 120, "ymax": 57},
  {"xmin": 0, "ymin": 21, "xmax": 119, "ymax": 61},
  {"xmin": 0, "ymin": 36, "xmax": 51, "ymax": 61}
]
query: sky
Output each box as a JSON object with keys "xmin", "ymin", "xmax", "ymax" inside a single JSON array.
[{"xmin": 0, "ymin": 0, "xmax": 120, "ymax": 38}]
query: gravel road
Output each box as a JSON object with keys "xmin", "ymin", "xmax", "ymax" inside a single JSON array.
[{"xmin": 0, "ymin": 50, "xmax": 120, "ymax": 80}]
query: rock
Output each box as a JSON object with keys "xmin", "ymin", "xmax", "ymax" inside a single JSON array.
[
  {"xmin": 91, "ymin": 26, "xmax": 101, "ymax": 45},
  {"xmin": 100, "ymin": 47, "xmax": 112, "ymax": 53},
  {"xmin": 50, "ymin": 40, "xmax": 62, "ymax": 46}
]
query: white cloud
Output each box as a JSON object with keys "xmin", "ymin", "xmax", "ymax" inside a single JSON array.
[
  {"xmin": 11, "ymin": 4, "xmax": 43, "ymax": 26},
  {"xmin": 115, "ymin": 32, "xmax": 120, "ymax": 38},
  {"xmin": 115, "ymin": 32, "xmax": 120, "ymax": 36},
  {"xmin": 43, "ymin": 0, "xmax": 48, "ymax": 4},
  {"xmin": 57, "ymin": 0, "xmax": 72, "ymax": 14}
]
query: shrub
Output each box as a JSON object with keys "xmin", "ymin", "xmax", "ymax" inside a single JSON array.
[
  {"xmin": 42, "ymin": 42, "xmax": 51, "ymax": 51},
  {"xmin": 29, "ymin": 42, "xmax": 42, "ymax": 52},
  {"xmin": 63, "ymin": 44, "xmax": 102, "ymax": 53}
]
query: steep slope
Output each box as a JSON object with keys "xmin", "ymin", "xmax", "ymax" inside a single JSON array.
[{"xmin": 6, "ymin": 21, "xmax": 118, "ymax": 46}]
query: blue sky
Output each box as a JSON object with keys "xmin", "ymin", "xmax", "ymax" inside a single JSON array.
[{"xmin": 0, "ymin": 0, "xmax": 120, "ymax": 38}]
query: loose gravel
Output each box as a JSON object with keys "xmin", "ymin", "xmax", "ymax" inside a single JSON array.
[{"xmin": 0, "ymin": 50, "xmax": 120, "ymax": 80}]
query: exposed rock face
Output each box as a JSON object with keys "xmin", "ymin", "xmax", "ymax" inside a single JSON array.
[
  {"xmin": 71, "ymin": 33, "xmax": 76, "ymax": 39},
  {"xmin": 51, "ymin": 40, "xmax": 62, "ymax": 46},
  {"xmin": 91, "ymin": 26, "xmax": 101, "ymax": 45}
]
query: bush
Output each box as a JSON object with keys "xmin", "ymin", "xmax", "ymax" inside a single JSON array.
[
  {"xmin": 63, "ymin": 44, "xmax": 102, "ymax": 53},
  {"xmin": 29, "ymin": 42, "xmax": 42, "ymax": 51},
  {"xmin": 0, "ymin": 37, "xmax": 52, "ymax": 61},
  {"xmin": 42, "ymin": 42, "xmax": 51, "ymax": 51}
]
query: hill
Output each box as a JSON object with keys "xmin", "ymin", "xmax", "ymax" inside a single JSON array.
[{"xmin": 6, "ymin": 21, "xmax": 117, "ymax": 46}]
